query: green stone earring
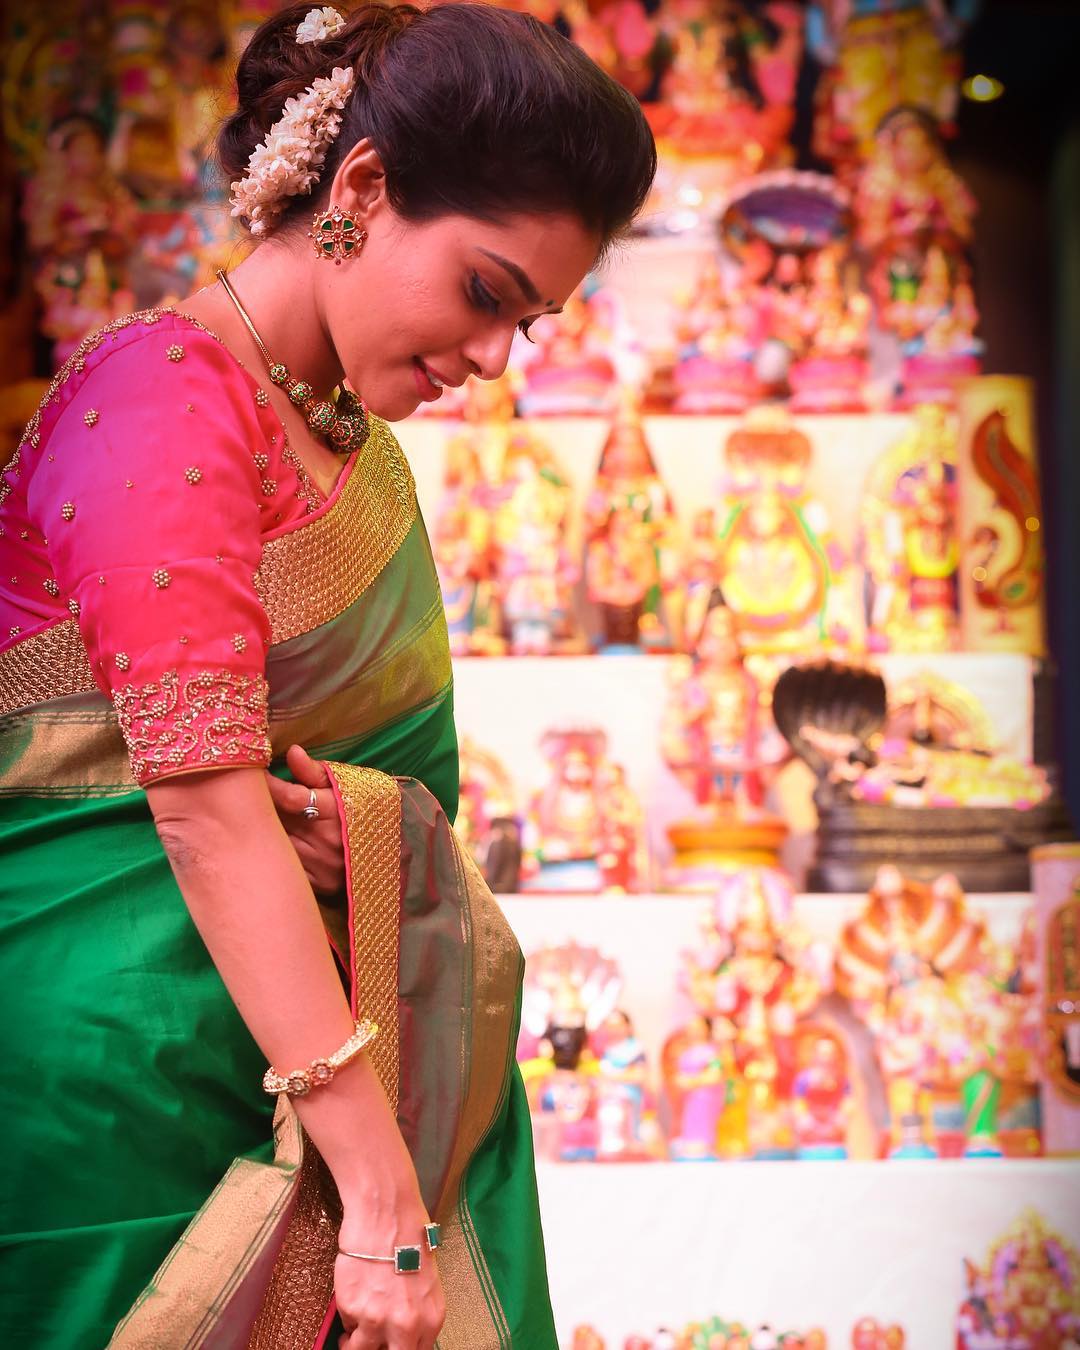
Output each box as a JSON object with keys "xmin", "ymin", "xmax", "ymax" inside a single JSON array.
[{"xmin": 308, "ymin": 206, "xmax": 367, "ymax": 265}]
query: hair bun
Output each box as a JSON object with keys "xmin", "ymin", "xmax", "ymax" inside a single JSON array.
[
  {"xmin": 218, "ymin": 3, "xmax": 419, "ymax": 192},
  {"xmin": 219, "ymin": 3, "xmax": 656, "ymax": 253}
]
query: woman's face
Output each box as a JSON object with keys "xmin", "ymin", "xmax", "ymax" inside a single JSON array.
[{"xmin": 322, "ymin": 206, "xmax": 600, "ymax": 421}]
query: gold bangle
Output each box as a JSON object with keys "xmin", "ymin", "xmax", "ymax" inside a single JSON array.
[{"xmin": 262, "ymin": 1018, "xmax": 378, "ymax": 1098}]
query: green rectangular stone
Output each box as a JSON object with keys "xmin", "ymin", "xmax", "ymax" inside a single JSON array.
[{"xmin": 395, "ymin": 1245, "xmax": 421, "ymax": 1274}]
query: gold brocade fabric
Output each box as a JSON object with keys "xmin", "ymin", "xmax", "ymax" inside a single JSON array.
[
  {"xmin": 246, "ymin": 765, "xmax": 403, "ymax": 1350},
  {"xmin": 255, "ymin": 419, "xmax": 417, "ymax": 644},
  {"xmin": 244, "ymin": 1146, "xmax": 342, "ymax": 1350},
  {"xmin": 0, "ymin": 618, "xmax": 96, "ymax": 716},
  {"xmin": 332, "ymin": 764, "xmax": 404, "ymax": 1110}
]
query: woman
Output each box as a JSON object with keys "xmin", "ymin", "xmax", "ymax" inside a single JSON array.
[{"xmin": 0, "ymin": 4, "xmax": 656, "ymax": 1346}]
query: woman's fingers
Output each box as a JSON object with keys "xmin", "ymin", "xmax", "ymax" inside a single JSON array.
[
  {"xmin": 265, "ymin": 771, "xmax": 335, "ymax": 819},
  {"xmin": 337, "ymin": 1317, "xmax": 388, "ymax": 1350},
  {"xmin": 339, "ymin": 1315, "xmax": 394, "ymax": 1350},
  {"xmin": 334, "ymin": 1257, "xmax": 444, "ymax": 1350},
  {"xmin": 263, "ymin": 749, "xmax": 344, "ymax": 896},
  {"xmin": 265, "ymin": 746, "xmax": 333, "ymax": 818},
  {"xmin": 286, "ymin": 743, "xmax": 332, "ymax": 789}
]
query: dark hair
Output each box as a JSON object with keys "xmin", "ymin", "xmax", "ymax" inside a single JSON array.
[{"xmin": 218, "ymin": 1, "xmax": 656, "ymax": 253}]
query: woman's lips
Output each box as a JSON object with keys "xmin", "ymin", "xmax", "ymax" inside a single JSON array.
[{"xmin": 412, "ymin": 357, "xmax": 444, "ymax": 402}]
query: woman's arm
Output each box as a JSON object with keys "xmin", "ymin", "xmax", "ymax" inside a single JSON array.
[{"xmin": 146, "ymin": 765, "xmax": 445, "ymax": 1349}]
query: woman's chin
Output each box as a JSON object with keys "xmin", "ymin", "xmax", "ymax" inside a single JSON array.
[{"xmin": 363, "ymin": 390, "xmax": 421, "ymax": 422}]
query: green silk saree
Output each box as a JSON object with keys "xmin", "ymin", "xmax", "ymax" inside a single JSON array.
[{"xmin": 0, "ymin": 420, "xmax": 556, "ymax": 1349}]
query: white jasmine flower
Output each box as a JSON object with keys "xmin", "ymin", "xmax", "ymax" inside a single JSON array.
[
  {"xmin": 295, "ymin": 7, "xmax": 346, "ymax": 45},
  {"xmin": 228, "ymin": 66, "xmax": 356, "ymax": 236}
]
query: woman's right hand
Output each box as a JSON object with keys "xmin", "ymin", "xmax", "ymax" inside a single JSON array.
[
  {"xmin": 335, "ymin": 1203, "xmax": 446, "ymax": 1350},
  {"xmin": 265, "ymin": 745, "xmax": 346, "ymax": 897}
]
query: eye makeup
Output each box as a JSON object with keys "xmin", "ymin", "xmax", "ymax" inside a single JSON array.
[{"xmin": 469, "ymin": 271, "xmax": 537, "ymax": 340}]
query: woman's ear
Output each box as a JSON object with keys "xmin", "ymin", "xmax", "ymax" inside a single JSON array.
[{"xmin": 328, "ymin": 137, "xmax": 387, "ymax": 224}]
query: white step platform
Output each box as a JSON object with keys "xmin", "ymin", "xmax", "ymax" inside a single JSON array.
[{"xmin": 534, "ymin": 1156, "xmax": 1080, "ymax": 1347}]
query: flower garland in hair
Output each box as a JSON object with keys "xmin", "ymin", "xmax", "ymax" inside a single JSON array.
[
  {"xmin": 296, "ymin": 6, "xmax": 346, "ymax": 43},
  {"xmin": 229, "ymin": 8, "xmax": 354, "ymax": 238}
]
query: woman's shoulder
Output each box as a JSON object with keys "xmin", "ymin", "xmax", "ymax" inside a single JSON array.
[{"xmin": 21, "ymin": 308, "xmax": 265, "ymax": 455}]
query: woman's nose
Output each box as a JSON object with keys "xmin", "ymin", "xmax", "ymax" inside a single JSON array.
[{"xmin": 462, "ymin": 324, "xmax": 516, "ymax": 382}]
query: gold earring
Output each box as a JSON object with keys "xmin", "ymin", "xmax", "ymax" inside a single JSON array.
[{"xmin": 309, "ymin": 206, "xmax": 367, "ymax": 264}]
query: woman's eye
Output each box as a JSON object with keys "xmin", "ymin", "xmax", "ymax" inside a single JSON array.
[
  {"xmin": 470, "ymin": 272, "xmax": 536, "ymax": 341},
  {"xmin": 469, "ymin": 273, "xmax": 500, "ymax": 315}
]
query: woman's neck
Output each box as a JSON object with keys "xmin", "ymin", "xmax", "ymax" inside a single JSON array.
[{"xmin": 182, "ymin": 240, "xmax": 343, "ymax": 396}]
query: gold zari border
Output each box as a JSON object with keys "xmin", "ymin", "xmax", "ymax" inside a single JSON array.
[
  {"xmin": 334, "ymin": 764, "xmax": 404, "ymax": 1110},
  {"xmin": 246, "ymin": 765, "xmax": 403, "ymax": 1350},
  {"xmin": 256, "ymin": 419, "xmax": 417, "ymax": 644},
  {"xmin": 0, "ymin": 700, "xmax": 131, "ymax": 798},
  {"xmin": 0, "ymin": 619, "xmax": 96, "ymax": 718},
  {"xmin": 109, "ymin": 1105, "xmax": 305, "ymax": 1349}
]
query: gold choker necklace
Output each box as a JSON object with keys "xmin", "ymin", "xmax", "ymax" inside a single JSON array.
[{"xmin": 216, "ymin": 269, "xmax": 369, "ymax": 456}]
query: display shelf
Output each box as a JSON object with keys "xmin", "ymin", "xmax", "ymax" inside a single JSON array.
[
  {"xmin": 399, "ymin": 411, "xmax": 926, "ymax": 560},
  {"xmin": 397, "ymin": 409, "xmax": 1046, "ymax": 887},
  {"xmin": 534, "ymin": 1157, "xmax": 1080, "ymax": 1347},
  {"xmin": 452, "ymin": 653, "xmax": 1035, "ymax": 887},
  {"xmin": 499, "ymin": 893, "xmax": 1031, "ymax": 1070},
  {"xmin": 396, "ymin": 407, "xmax": 1064, "ymax": 1347}
]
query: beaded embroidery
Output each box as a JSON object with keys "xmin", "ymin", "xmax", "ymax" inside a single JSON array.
[
  {"xmin": 112, "ymin": 668, "xmax": 271, "ymax": 784},
  {"xmin": 3, "ymin": 306, "xmax": 326, "ymax": 523}
]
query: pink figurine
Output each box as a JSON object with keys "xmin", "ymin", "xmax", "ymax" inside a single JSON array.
[
  {"xmin": 516, "ymin": 286, "xmax": 619, "ymax": 416},
  {"xmin": 668, "ymin": 1012, "xmax": 733, "ymax": 1160},
  {"xmin": 791, "ymin": 1029, "xmax": 852, "ymax": 1158},
  {"xmin": 524, "ymin": 728, "xmax": 647, "ymax": 893},
  {"xmin": 788, "ymin": 248, "xmax": 871, "ymax": 413}
]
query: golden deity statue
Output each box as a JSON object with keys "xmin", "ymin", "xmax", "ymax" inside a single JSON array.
[
  {"xmin": 662, "ymin": 592, "xmax": 789, "ymax": 882},
  {"xmin": 860, "ymin": 405, "xmax": 961, "ymax": 652},
  {"xmin": 434, "ymin": 376, "xmax": 577, "ymax": 655},
  {"xmin": 714, "ymin": 410, "xmax": 850, "ymax": 653}
]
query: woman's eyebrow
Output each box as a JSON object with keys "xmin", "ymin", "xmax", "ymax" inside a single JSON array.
[{"xmin": 476, "ymin": 247, "xmax": 543, "ymax": 305}]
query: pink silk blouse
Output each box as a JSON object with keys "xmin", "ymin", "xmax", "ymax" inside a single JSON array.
[{"xmin": 0, "ymin": 310, "xmax": 329, "ymax": 786}]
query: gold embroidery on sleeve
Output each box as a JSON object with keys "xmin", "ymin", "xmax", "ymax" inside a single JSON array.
[{"xmin": 112, "ymin": 668, "xmax": 271, "ymax": 783}]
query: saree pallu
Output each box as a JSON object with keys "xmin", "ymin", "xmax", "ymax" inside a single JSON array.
[{"xmin": 0, "ymin": 418, "xmax": 556, "ymax": 1348}]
